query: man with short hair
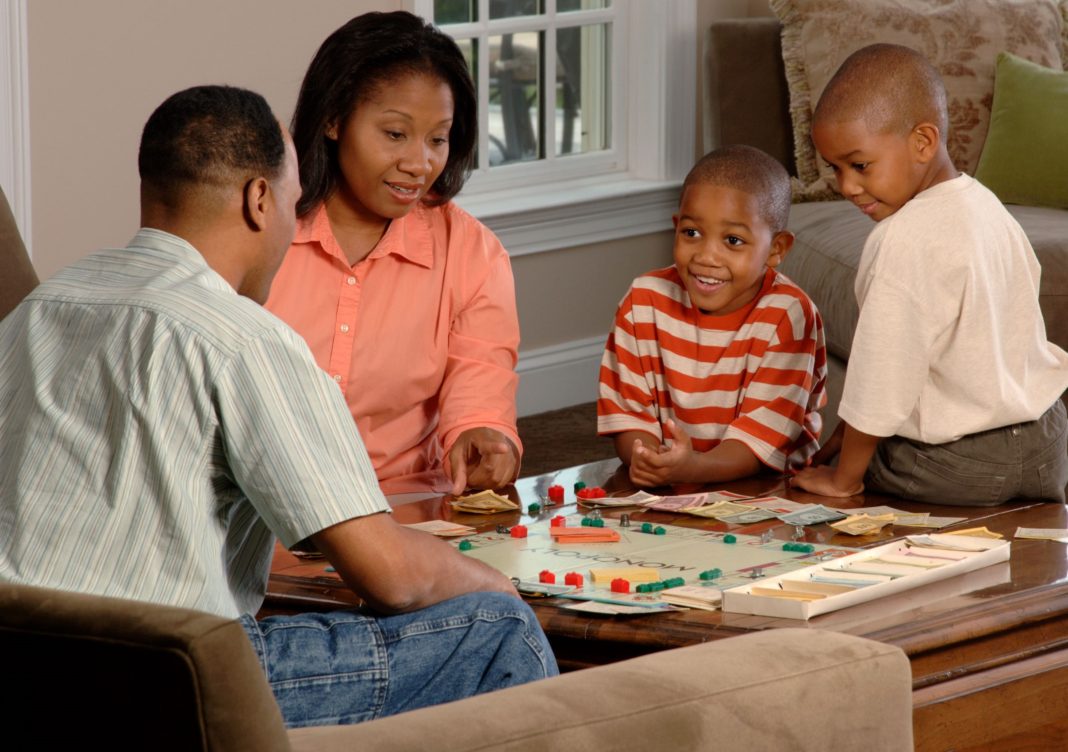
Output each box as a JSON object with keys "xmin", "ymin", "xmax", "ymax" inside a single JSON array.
[{"xmin": 0, "ymin": 85, "xmax": 556, "ymax": 728}]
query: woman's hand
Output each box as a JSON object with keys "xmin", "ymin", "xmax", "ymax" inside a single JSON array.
[{"xmin": 447, "ymin": 427, "xmax": 519, "ymax": 495}]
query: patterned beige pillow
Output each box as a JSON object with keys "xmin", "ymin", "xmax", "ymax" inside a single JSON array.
[{"xmin": 770, "ymin": 0, "xmax": 1066, "ymax": 200}]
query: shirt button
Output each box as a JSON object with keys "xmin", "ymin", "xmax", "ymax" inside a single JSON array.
[
  {"xmin": 346, "ymin": 276, "xmax": 357, "ymax": 286},
  {"xmin": 340, "ymin": 324, "xmax": 350, "ymax": 333},
  {"xmin": 333, "ymin": 374, "xmax": 342, "ymax": 383}
]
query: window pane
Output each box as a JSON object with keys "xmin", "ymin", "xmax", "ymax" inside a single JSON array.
[
  {"xmin": 434, "ymin": 0, "xmax": 477, "ymax": 24},
  {"xmin": 489, "ymin": 0, "xmax": 543, "ymax": 20},
  {"xmin": 489, "ymin": 32, "xmax": 542, "ymax": 165},
  {"xmin": 556, "ymin": 23, "xmax": 610, "ymax": 157},
  {"xmin": 558, "ymin": 0, "xmax": 611, "ymax": 11}
]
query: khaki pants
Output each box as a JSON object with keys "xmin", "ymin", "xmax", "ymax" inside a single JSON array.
[{"xmin": 866, "ymin": 399, "xmax": 1068, "ymax": 506}]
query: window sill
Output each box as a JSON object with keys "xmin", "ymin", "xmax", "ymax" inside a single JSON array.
[{"xmin": 453, "ymin": 175, "xmax": 682, "ymax": 257}]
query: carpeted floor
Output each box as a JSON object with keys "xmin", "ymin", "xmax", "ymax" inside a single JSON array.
[{"xmin": 517, "ymin": 401, "xmax": 617, "ymax": 477}]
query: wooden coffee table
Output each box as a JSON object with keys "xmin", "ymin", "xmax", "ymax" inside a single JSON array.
[{"xmin": 264, "ymin": 459, "xmax": 1068, "ymax": 751}]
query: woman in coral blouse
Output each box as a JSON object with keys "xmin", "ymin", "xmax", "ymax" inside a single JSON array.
[{"xmin": 266, "ymin": 12, "xmax": 521, "ymax": 496}]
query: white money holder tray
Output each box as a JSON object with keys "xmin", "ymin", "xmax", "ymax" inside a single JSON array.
[{"xmin": 721, "ymin": 535, "xmax": 1010, "ymax": 620}]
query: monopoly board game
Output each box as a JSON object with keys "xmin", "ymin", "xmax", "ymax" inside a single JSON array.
[{"xmin": 455, "ymin": 514, "xmax": 858, "ymax": 610}]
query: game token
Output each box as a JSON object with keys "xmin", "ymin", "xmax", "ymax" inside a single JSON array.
[
  {"xmin": 539, "ymin": 569, "xmax": 556, "ymax": 584},
  {"xmin": 564, "ymin": 572, "xmax": 584, "ymax": 587},
  {"xmin": 610, "ymin": 578, "xmax": 630, "ymax": 593},
  {"xmin": 588, "ymin": 508, "xmax": 602, "ymax": 520},
  {"xmin": 548, "ymin": 485, "xmax": 565, "ymax": 503},
  {"xmin": 528, "ymin": 502, "xmax": 541, "ymax": 515},
  {"xmin": 510, "ymin": 524, "xmax": 528, "ymax": 539},
  {"xmin": 496, "ymin": 524, "xmax": 509, "ymax": 534},
  {"xmin": 620, "ymin": 514, "xmax": 631, "ymax": 527},
  {"xmin": 458, "ymin": 540, "xmax": 473, "ymax": 551},
  {"xmin": 699, "ymin": 568, "xmax": 722, "ymax": 581},
  {"xmin": 581, "ymin": 518, "xmax": 591, "ymax": 527},
  {"xmin": 574, "ymin": 481, "xmax": 586, "ymax": 492},
  {"xmin": 654, "ymin": 526, "xmax": 666, "ymax": 535},
  {"xmin": 793, "ymin": 525, "xmax": 806, "ymax": 540},
  {"xmin": 550, "ymin": 515, "xmax": 567, "ymax": 527},
  {"xmin": 723, "ymin": 534, "xmax": 737, "ymax": 544},
  {"xmin": 641, "ymin": 522, "xmax": 654, "ymax": 534},
  {"xmin": 591, "ymin": 518, "xmax": 604, "ymax": 528}
]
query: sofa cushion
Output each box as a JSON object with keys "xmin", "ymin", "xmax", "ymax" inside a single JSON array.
[
  {"xmin": 770, "ymin": 0, "xmax": 1066, "ymax": 200},
  {"xmin": 975, "ymin": 52, "xmax": 1068, "ymax": 211},
  {"xmin": 288, "ymin": 628, "xmax": 913, "ymax": 752},
  {"xmin": 782, "ymin": 201, "xmax": 1068, "ymax": 359}
]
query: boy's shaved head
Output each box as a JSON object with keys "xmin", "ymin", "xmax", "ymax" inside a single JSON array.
[
  {"xmin": 683, "ymin": 144, "xmax": 791, "ymax": 232},
  {"xmin": 814, "ymin": 44, "xmax": 948, "ymax": 141}
]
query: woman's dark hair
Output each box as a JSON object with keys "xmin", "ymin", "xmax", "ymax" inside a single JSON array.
[{"xmin": 291, "ymin": 11, "xmax": 477, "ymax": 217}]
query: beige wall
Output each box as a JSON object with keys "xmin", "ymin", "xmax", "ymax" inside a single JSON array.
[
  {"xmin": 27, "ymin": 0, "xmax": 397, "ymax": 279},
  {"xmin": 25, "ymin": 0, "xmax": 772, "ymax": 411}
]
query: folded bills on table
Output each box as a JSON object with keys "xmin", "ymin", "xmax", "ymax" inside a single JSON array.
[
  {"xmin": 1015, "ymin": 527, "xmax": 1068, "ymax": 542},
  {"xmin": 403, "ymin": 520, "xmax": 478, "ymax": 537},
  {"xmin": 686, "ymin": 501, "xmax": 757, "ymax": 520},
  {"xmin": 449, "ymin": 490, "xmax": 519, "ymax": 513},
  {"xmin": 643, "ymin": 493, "xmax": 714, "ymax": 512},
  {"xmin": 778, "ymin": 505, "xmax": 848, "ymax": 526},
  {"xmin": 830, "ymin": 513, "xmax": 895, "ymax": 536}
]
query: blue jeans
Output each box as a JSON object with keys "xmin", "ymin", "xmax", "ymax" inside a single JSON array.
[{"xmin": 241, "ymin": 592, "xmax": 558, "ymax": 728}]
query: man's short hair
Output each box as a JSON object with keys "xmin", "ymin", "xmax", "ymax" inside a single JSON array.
[
  {"xmin": 683, "ymin": 145, "xmax": 791, "ymax": 232},
  {"xmin": 138, "ymin": 85, "xmax": 285, "ymax": 205},
  {"xmin": 813, "ymin": 44, "xmax": 949, "ymax": 141}
]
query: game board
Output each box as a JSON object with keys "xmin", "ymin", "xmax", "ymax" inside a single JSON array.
[{"xmin": 455, "ymin": 514, "xmax": 858, "ymax": 610}]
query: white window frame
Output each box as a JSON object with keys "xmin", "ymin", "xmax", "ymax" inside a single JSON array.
[
  {"xmin": 410, "ymin": 0, "xmax": 696, "ymax": 257},
  {"xmin": 0, "ymin": 0, "xmax": 31, "ymax": 254}
]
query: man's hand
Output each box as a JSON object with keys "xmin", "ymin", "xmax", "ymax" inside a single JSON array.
[
  {"xmin": 628, "ymin": 419, "xmax": 694, "ymax": 488},
  {"xmin": 313, "ymin": 513, "xmax": 518, "ymax": 614},
  {"xmin": 792, "ymin": 465, "xmax": 864, "ymax": 497},
  {"xmin": 447, "ymin": 427, "xmax": 519, "ymax": 495}
]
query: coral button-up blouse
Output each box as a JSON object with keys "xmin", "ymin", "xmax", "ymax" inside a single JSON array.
[{"xmin": 265, "ymin": 201, "xmax": 522, "ymax": 495}]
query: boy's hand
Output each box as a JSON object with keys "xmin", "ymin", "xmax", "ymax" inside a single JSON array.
[
  {"xmin": 628, "ymin": 419, "xmax": 694, "ymax": 487},
  {"xmin": 447, "ymin": 427, "xmax": 519, "ymax": 495},
  {"xmin": 792, "ymin": 465, "xmax": 864, "ymax": 497}
]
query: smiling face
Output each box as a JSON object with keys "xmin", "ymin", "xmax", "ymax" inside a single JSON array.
[
  {"xmin": 672, "ymin": 183, "xmax": 792, "ymax": 316},
  {"xmin": 812, "ymin": 118, "xmax": 931, "ymax": 222},
  {"xmin": 327, "ymin": 71, "xmax": 454, "ymax": 227}
]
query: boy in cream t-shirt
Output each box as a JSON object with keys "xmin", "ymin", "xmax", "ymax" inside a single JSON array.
[{"xmin": 793, "ymin": 44, "xmax": 1068, "ymax": 505}]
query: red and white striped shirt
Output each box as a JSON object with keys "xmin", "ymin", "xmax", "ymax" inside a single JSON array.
[{"xmin": 597, "ymin": 267, "xmax": 827, "ymax": 472}]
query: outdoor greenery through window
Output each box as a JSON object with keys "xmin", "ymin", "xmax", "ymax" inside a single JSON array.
[{"xmin": 429, "ymin": 0, "xmax": 615, "ymax": 173}]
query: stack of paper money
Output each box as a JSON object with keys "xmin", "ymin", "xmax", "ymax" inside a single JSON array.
[
  {"xmin": 449, "ymin": 490, "xmax": 519, "ymax": 514},
  {"xmin": 778, "ymin": 505, "xmax": 848, "ymax": 526},
  {"xmin": 830, "ymin": 513, "xmax": 896, "ymax": 536},
  {"xmin": 1015, "ymin": 527, "xmax": 1068, "ymax": 542},
  {"xmin": 686, "ymin": 500, "xmax": 759, "ymax": 520},
  {"xmin": 402, "ymin": 520, "xmax": 478, "ymax": 537}
]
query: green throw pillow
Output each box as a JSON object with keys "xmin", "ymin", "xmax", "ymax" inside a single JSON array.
[{"xmin": 974, "ymin": 52, "xmax": 1068, "ymax": 210}]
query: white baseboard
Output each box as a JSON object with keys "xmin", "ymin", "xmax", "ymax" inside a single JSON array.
[{"xmin": 516, "ymin": 335, "xmax": 605, "ymax": 417}]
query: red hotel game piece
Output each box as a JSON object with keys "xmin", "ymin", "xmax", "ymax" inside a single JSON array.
[
  {"xmin": 548, "ymin": 485, "xmax": 565, "ymax": 503},
  {"xmin": 550, "ymin": 515, "xmax": 567, "ymax": 527},
  {"xmin": 610, "ymin": 578, "xmax": 630, "ymax": 593},
  {"xmin": 539, "ymin": 570, "xmax": 556, "ymax": 584},
  {"xmin": 509, "ymin": 524, "xmax": 528, "ymax": 539}
]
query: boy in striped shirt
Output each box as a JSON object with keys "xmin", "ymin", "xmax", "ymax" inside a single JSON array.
[{"xmin": 598, "ymin": 145, "xmax": 827, "ymax": 488}]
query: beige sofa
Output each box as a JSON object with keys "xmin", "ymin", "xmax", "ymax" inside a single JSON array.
[
  {"xmin": 704, "ymin": 17, "xmax": 1068, "ymax": 418},
  {"xmin": 0, "ymin": 580, "xmax": 913, "ymax": 751}
]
